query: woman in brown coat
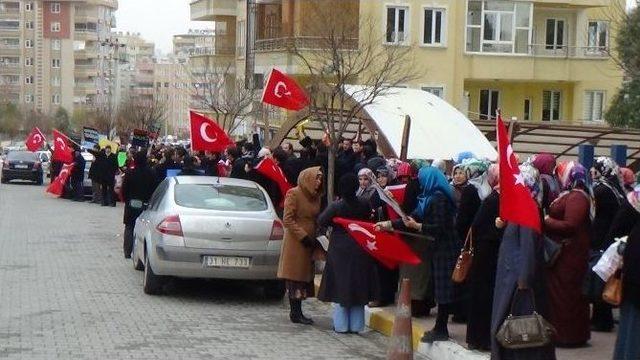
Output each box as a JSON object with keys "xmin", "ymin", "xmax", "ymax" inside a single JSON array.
[
  {"xmin": 277, "ymin": 166, "xmax": 323, "ymax": 325},
  {"xmin": 544, "ymin": 161, "xmax": 592, "ymax": 347}
]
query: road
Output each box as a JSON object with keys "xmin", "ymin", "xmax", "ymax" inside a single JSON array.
[{"xmin": 0, "ymin": 182, "xmax": 394, "ymax": 360}]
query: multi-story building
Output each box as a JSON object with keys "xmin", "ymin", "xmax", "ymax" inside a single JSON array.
[
  {"xmin": 110, "ymin": 31, "xmax": 154, "ymax": 108},
  {"xmin": 190, "ymin": 0, "xmax": 624, "ymax": 130},
  {"xmin": 154, "ymin": 58, "xmax": 191, "ymax": 137},
  {"xmin": 0, "ymin": 0, "xmax": 117, "ymax": 114}
]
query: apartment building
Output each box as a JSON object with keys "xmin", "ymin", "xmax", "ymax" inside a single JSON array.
[
  {"xmin": 154, "ymin": 58, "xmax": 191, "ymax": 137},
  {"xmin": 110, "ymin": 31, "xmax": 154, "ymax": 106},
  {"xmin": 0, "ymin": 0, "xmax": 117, "ymax": 114},
  {"xmin": 190, "ymin": 0, "xmax": 624, "ymax": 128}
]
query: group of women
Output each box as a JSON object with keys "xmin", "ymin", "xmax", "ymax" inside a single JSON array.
[{"xmin": 276, "ymin": 151, "xmax": 640, "ymax": 360}]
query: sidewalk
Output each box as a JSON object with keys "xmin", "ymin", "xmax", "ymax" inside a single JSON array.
[{"xmin": 314, "ymin": 276, "xmax": 618, "ymax": 360}]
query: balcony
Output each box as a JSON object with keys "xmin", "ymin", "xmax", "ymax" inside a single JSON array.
[
  {"xmin": 190, "ymin": 0, "xmax": 236, "ymax": 21},
  {"xmin": 75, "ymin": 65, "xmax": 98, "ymax": 77},
  {"xmin": 75, "ymin": 29, "xmax": 99, "ymax": 41},
  {"xmin": 532, "ymin": 0, "xmax": 611, "ymax": 6},
  {"xmin": 74, "ymin": 82, "xmax": 98, "ymax": 95},
  {"xmin": 0, "ymin": 3, "xmax": 20, "ymax": 17},
  {"xmin": 74, "ymin": 48, "xmax": 99, "ymax": 60},
  {"xmin": 0, "ymin": 44, "xmax": 20, "ymax": 55},
  {"xmin": 254, "ymin": 36, "xmax": 358, "ymax": 52}
]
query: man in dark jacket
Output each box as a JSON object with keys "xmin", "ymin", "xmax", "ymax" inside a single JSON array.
[
  {"xmin": 228, "ymin": 146, "xmax": 249, "ymax": 180},
  {"xmin": 121, "ymin": 151, "xmax": 157, "ymax": 258},
  {"xmin": 200, "ymin": 151, "xmax": 219, "ymax": 176},
  {"xmin": 71, "ymin": 148, "xmax": 86, "ymax": 201},
  {"xmin": 101, "ymin": 145, "xmax": 119, "ymax": 207},
  {"xmin": 88, "ymin": 145, "xmax": 103, "ymax": 204}
]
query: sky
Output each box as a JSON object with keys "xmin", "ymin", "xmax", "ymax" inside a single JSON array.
[{"xmin": 115, "ymin": 0, "xmax": 211, "ymax": 55}]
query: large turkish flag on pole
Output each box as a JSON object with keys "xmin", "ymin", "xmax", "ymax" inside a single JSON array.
[
  {"xmin": 189, "ymin": 111, "xmax": 234, "ymax": 152},
  {"xmin": 46, "ymin": 163, "xmax": 74, "ymax": 197},
  {"xmin": 25, "ymin": 127, "xmax": 46, "ymax": 152},
  {"xmin": 254, "ymin": 157, "xmax": 292, "ymax": 207},
  {"xmin": 261, "ymin": 69, "xmax": 310, "ymax": 111},
  {"xmin": 333, "ymin": 217, "xmax": 421, "ymax": 269},
  {"xmin": 497, "ymin": 113, "xmax": 541, "ymax": 233},
  {"xmin": 52, "ymin": 129, "xmax": 74, "ymax": 163}
]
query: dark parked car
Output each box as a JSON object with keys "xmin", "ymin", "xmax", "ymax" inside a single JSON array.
[{"xmin": 1, "ymin": 151, "xmax": 43, "ymax": 185}]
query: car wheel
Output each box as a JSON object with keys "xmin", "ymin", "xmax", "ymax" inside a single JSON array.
[
  {"xmin": 263, "ymin": 280, "xmax": 285, "ymax": 300},
  {"xmin": 143, "ymin": 249, "xmax": 165, "ymax": 295}
]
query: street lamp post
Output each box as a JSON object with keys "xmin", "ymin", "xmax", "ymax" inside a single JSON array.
[{"xmin": 101, "ymin": 38, "xmax": 125, "ymax": 140}]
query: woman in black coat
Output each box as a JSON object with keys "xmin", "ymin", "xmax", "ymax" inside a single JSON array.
[
  {"xmin": 317, "ymin": 173, "xmax": 380, "ymax": 333},
  {"xmin": 122, "ymin": 151, "xmax": 157, "ymax": 259}
]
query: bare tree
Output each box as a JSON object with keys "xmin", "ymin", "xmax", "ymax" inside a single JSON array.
[
  {"xmin": 116, "ymin": 95, "xmax": 167, "ymax": 142},
  {"xmin": 185, "ymin": 57, "xmax": 256, "ymax": 134},
  {"xmin": 288, "ymin": 0, "xmax": 419, "ymax": 200}
]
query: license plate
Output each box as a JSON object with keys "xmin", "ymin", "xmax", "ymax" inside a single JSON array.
[
  {"xmin": 203, "ymin": 256, "xmax": 251, "ymax": 269},
  {"xmin": 15, "ymin": 165, "xmax": 28, "ymax": 169}
]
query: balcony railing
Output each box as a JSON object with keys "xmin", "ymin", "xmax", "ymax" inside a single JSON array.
[
  {"xmin": 254, "ymin": 37, "xmax": 358, "ymax": 52},
  {"xmin": 528, "ymin": 44, "xmax": 610, "ymax": 59}
]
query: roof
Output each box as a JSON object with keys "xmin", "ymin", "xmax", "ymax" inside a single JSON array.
[{"xmin": 344, "ymin": 85, "xmax": 497, "ymax": 161}]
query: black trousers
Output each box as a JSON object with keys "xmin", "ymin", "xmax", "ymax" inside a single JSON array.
[
  {"xmin": 72, "ymin": 178, "xmax": 84, "ymax": 200},
  {"xmin": 124, "ymin": 224, "xmax": 134, "ymax": 258},
  {"xmin": 101, "ymin": 182, "xmax": 114, "ymax": 205}
]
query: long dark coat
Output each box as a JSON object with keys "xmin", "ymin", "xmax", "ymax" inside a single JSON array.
[
  {"xmin": 491, "ymin": 223, "xmax": 556, "ymax": 360},
  {"xmin": 466, "ymin": 190, "xmax": 502, "ymax": 349},
  {"xmin": 317, "ymin": 199, "xmax": 380, "ymax": 307},
  {"xmin": 101, "ymin": 153, "xmax": 119, "ymax": 185},
  {"xmin": 122, "ymin": 165, "xmax": 157, "ymax": 226},
  {"xmin": 544, "ymin": 190, "xmax": 592, "ymax": 345},
  {"xmin": 456, "ymin": 184, "xmax": 482, "ymax": 239},
  {"xmin": 592, "ymin": 182, "xmax": 622, "ymax": 250}
]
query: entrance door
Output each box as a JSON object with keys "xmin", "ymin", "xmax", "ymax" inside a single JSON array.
[{"xmin": 480, "ymin": 89, "xmax": 499, "ymax": 120}]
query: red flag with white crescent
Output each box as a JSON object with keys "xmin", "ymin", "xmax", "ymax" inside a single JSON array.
[
  {"xmin": 46, "ymin": 163, "xmax": 74, "ymax": 197},
  {"xmin": 254, "ymin": 157, "xmax": 292, "ymax": 207},
  {"xmin": 26, "ymin": 127, "xmax": 46, "ymax": 152},
  {"xmin": 385, "ymin": 184, "xmax": 407, "ymax": 220},
  {"xmin": 52, "ymin": 129, "xmax": 73, "ymax": 163},
  {"xmin": 189, "ymin": 111, "xmax": 234, "ymax": 152},
  {"xmin": 497, "ymin": 113, "xmax": 541, "ymax": 232},
  {"xmin": 261, "ymin": 69, "xmax": 310, "ymax": 111},
  {"xmin": 333, "ymin": 217, "xmax": 421, "ymax": 269}
]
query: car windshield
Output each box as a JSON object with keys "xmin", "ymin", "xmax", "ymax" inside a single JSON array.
[
  {"xmin": 174, "ymin": 184, "xmax": 268, "ymax": 211},
  {"xmin": 8, "ymin": 152, "xmax": 36, "ymax": 162}
]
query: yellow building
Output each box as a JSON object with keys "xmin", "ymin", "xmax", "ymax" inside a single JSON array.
[{"xmin": 190, "ymin": 0, "xmax": 624, "ymax": 127}]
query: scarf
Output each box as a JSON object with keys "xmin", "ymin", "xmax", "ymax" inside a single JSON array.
[
  {"xmin": 463, "ymin": 158, "xmax": 492, "ymax": 200},
  {"xmin": 414, "ymin": 167, "xmax": 455, "ymax": 219}
]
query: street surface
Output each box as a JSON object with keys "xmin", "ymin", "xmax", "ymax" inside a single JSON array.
[{"xmin": 0, "ymin": 182, "xmax": 397, "ymax": 360}]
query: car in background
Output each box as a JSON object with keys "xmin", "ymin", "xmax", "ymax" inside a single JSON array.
[
  {"xmin": 1, "ymin": 151, "xmax": 43, "ymax": 185},
  {"xmin": 132, "ymin": 176, "xmax": 285, "ymax": 297}
]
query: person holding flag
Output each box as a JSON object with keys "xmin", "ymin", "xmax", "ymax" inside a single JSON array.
[{"xmin": 376, "ymin": 166, "xmax": 461, "ymax": 343}]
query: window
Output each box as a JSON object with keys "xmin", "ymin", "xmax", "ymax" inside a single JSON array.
[
  {"xmin": 52, "ymin": 94, "xmax": 60, "ymax": 105},
  {"xmin": 51, "ymin": 2, "xmax": 61, "ymax": 14},
  {"xmin": 51, "ymin": 77, "xmax": 60, "ymax": 86},
  {"xmin": 584, "ymin": 91, "xmax": 605, "ymax": 122},
  {"xmin": 25, "ymin": 2, "xmax": 33, "ymax": 11},
  {"xmin": 25, "ymin": 94, "xmax": 33, "ymax": 103},
  {"xmin": 174, "ymin": 184, "xmax": 268, "ymax": 211},
  {"xmin": 588, "ymin": 21, "xmax": 608, "ymax": 52},
  {"xmin": 25, "ymin": 75, "xmax": 33, "ymax": 84},
  {"xmin": 25, "ymin": 39, "xmax": 33, "ymax": 48},
  {"xmin": 545, "ymin": 19, "xmax": 565, "ymax": 50},
  {"xmin": 25, "ymin": 21, "xmax": 33, "ymax": 30},
  {"xmin": 422, "ymin": 86, "xmax": 444, "ymax": 98},
  {"xmin": 52, "ymin": 58, "xmax": 60, "ymax": 68},
  {"xmin": 385, "ymin": 6, "xmax": 409, "ymax": 44},
  {"xmin": 236, "ymin": 20, "xmax": 246, "ymax": 58},
  {"xmin": 542, "ymin": 90, "xmax": 561, "ymax": 121},
  {"xmin": 466, "ymin": 1, "xmax": 532, "ymax": 54},
  {"xmin": 52, "ymin": 39, "xmax": 61, "ymax": 50},
  {"xmin": 25, "ymin": 57, "xmax": 33, "ymax": 66},
  {"xmin": 51, "ymin": 22, "xmax": 61, "ymax": 32},
  {"xmin": 524, "ymin": 99, "xmax": 531, "ymax": 121},
  {"xmin": 479, "ymin": 89, "xmax": 500, "ymax": 120},
  {"xmin": 423, "ymin": 8, "xmax": 445, "ymax": 46}
]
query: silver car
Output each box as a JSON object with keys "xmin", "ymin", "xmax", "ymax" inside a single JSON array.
[{"xmin": 132, "ymin": 176, "xmax": 285, "ymax": 297}]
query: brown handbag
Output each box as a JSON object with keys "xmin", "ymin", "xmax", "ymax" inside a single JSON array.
[
  {"xmin": 451, "ymin": 229, "xmax": 474, "ymax": 283},
  {"xmin": 602, "ymin": 270, "xmax": 623, "ymax": 306}
]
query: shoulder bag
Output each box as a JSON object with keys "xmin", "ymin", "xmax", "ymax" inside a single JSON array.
[
  {"xmin": 602, "ymin": 270, "xmax": 623, "ymax": 306},
  {"xmin": 451, "ymin": 229, "xmax": 473, "ymax": 284},
  {"xmin": 496, "ymin": 289, "xmax": 556, "ymax": 350}
]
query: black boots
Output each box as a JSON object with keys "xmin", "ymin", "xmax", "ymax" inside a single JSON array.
[{"xmin": 289, "ymin": 298, "xmax": 313, "ymax": 325}]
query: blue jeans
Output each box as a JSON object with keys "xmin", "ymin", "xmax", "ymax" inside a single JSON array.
[{"xmin": 333, "ymin": 304, "xmax": 365, "ymax": 333}]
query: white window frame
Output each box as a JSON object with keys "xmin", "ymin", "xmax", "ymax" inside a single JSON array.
[
  {"xmin": 587, "ymin": 20, "xmax": 609, "ymax": 53},
  {"xmin": 51, "ymin": 2, "xmax": 61, "ymax": 14},
  {"xmin": 25, "ymin": 2, "xmax": 33, "ymax": 11},
  {"xmin": 421, "ymin": 7, "xmax": 446, "ymax": 47},
  {"xmin": 421, "ymin": 85, "xmax": 445, "ymax": 99},
  {"xmin": 51, "ymin": 22, "xmax": 61, "ymax": 33},
  {"xmin": 465, "ymin": 0, "xmax": 533, "ymax": 55},
  {"xmin": 25, "ymin": 21, "xmax": 33, "ymax": 30},
  {"xmin": 52, "ymin": 58, "xmax": 60, "ymax": 68},
  {"xmin": 25, "ymin": 57, "xmax": 33, "ymax": 66},
  {"xmin": 52, "ymin": 39, "xmax": 61, "ymax": 50},
  {"xmin": 25, "ymin": 75, "xmax": 33, "ymax": 84},
  {"xmin": 51, "ymin": 77, "xmax": 60, "ymax": 87},
  {"xmin": 524, "ymin": 98, "xmax": 532, "ymax": 121},
  {"xmin": 52, "ymin": 94, "xmax": 60, "ymax": 105},
  {"xmin": 25, "ymin": 39, "xmax": 33, "ymax": 48},
  {"xmin": 25, "ymin": 94, "xmax": 33, "ymax": 103},
  {"xmin": 479, "ymin": 89, "xmax": 500, "ymax": 120},
  {"xmin": 384, "ymin": 5, "xmax": 410, "ymax": 45},
  {"xmin": 545, "ymin": 18, "xmax": 566, "ymax": 51},
  {"xmin": 584, "ymin": 90, "xmax": 605, "ymax": 122},
  {"xmin": 542, "ymin": 90, "xmax": 562, "ymax": 121}
]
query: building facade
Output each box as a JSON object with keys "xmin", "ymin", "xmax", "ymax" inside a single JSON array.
[{"xmin": 0, "ymin": 0, "xmax": 118, "ymax": 115}]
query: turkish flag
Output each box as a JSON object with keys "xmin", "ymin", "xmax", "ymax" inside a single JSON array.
[
  {"xmin": 189, "ymin": 111, "xmax": 234, "ymax": 152},
  {"xmin": 25, "ymin": 127, "xmax": 46, "ymax": 152},
  {"xmin": 497, "ymin": 113, "xmax": 541, "ymax": 233},
  {"xmin": 46, "ymin": 163, "xmax": 74, "ymax": 197},
  {"xmin": 52, "ymin": 129, "xmax": 74, "ymax": 163},
  {"xmin": 385, "ymin": 184, "xmax": 407, "ymax": 220},
  {"xmin": 254, "ymin": 157, "xmax": 292, "ymax": 207},
  {"xmin": 333, "ymin": 217, "xmax": 421, "ymax": 269},
  {"xmin": 261, "ymin": 69, "xmax": 310, "ymax": 111}
]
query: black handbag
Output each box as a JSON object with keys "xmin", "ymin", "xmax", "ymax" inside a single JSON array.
[
  {"xmin": 496, "ymin": 289, "xmax": 556, "ymax": 350},
  {"xmin": 582, "ymin": 250, "xmax": 606, "ymax": 303}
]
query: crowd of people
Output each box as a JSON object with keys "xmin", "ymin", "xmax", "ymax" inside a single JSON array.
[{"xmin": 49, "ymin": 132, "xmax": 640, "ymax": 359}]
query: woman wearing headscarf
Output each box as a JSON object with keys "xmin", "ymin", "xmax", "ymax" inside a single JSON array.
[
  {"xmin": 456, "ymin": 158, "xmax": 492, "ymax": 239},
  {"xmin": 612, "ymin": 187, "xmax": 640, "ymax": 359},
  {"xmin": 377, "ymin": 167, "xmax": 460, "ymax": 342},
  {"xmin": 277, "ymin": 166, "xmax": 323, "ymax": 325},
  {"xmin": 544, "ymin": 161, "xmax": 592, "ymax": 347},
  {"xmin": 466, "ymin": 164, "xmax": 502, "ymax": 351},
  {"xmin": 531, "ymin": 153, "xmax": 561, "ymax": 214},
  {"xmin": 620, "ymin": 167, "xmax": 636, "ymax": 193},
  {"xmin": 450, "ymin": 164, "xmax": 468, "ymax": 209},
  {"xmin": 317, "ymin": 174, "xmax": 380, "ymax": 333},
  {"xmin": 491, "ymin": 164, "xmax": 556, "ymax": 360},
  {"xmin": 590, "ymin": 156, "xmax": 625, "ymax": 332},
  {"xmin": 356, "ymin": 168, "xmax": 378, "ymax": 205}
]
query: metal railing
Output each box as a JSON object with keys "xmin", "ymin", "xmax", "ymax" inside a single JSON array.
[
  {"xmin": 528, "ymin": 44, "xmax": 610, "ymax": 59},
  {"xmin": 254, "ymin": 36, "xmax": 358, "ymax": 52}
]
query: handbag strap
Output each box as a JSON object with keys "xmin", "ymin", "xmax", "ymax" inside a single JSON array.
[
  {"xmin": 509, "ymin": 288, "xmax": 537, "ymax": 316},
  {"xmin": 463, "ymin": 228, "xmax": 474, "ymax": 251}
]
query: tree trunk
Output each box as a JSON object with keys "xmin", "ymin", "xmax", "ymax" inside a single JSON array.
[{"xmin": 326, "ymin": 145, "xmax": 336, "ymax": 204}]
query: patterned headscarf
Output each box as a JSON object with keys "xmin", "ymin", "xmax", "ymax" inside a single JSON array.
[
  {"xmin": 620, "ymin": 168, "xmax": 636, "ymax": 188},
  {"xmin": 456, "ymin": 151, "xmax": 476, "ymax": 165},
  {"xmin": 451, "ymin": 163, "xmax": 468, "ymax": 186},
  {"xmin": 531, "ymin": 153, "xmax": 556, "ymax": 176},
  {"xmin": 463, "ymin": 158, "xmax": 492, "ymax": 200},
  {"xmin": 556, "ymin": 161, "xmax": 589, "ymax": 191},
  {"xmin": 356, "ymin": 168, "xmax": 377, "ymax": 198},
  {"xmin": 519, "ymin": 162, "xmax": 541, "ymax": 200},
  {"xmin": 627, "ymin": 186, "xmax": 640, "ymax": 214},
  {"xmin": 593, "ymin": 156, "xmax": 625, "ymax": 199},
  {"xmin": 487, "ymin": 163, "xmax": 499, "ymax": 189},
  {"xmin": 414, "ymin": 167, "xmax": 456, "ymax": 219}
]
